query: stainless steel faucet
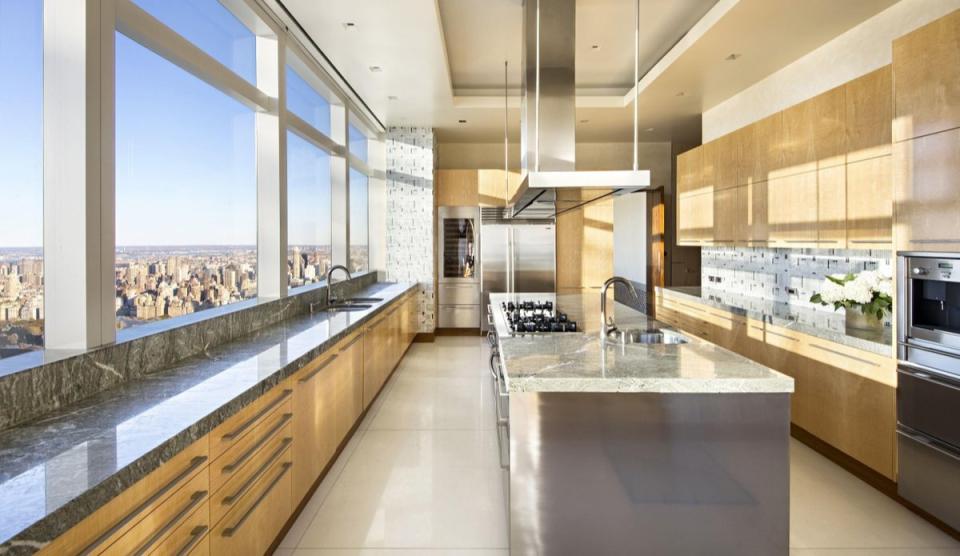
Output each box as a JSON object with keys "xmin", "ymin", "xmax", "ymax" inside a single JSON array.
[
  {"xmin": 601, "ymin": 276, "xmax": 638, "ymax": 338},
  {"xmin": 325, "ymin": 265, "xmax": 352, "ymax": 306}
]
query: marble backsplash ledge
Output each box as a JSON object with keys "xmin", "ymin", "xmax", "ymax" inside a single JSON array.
[{"xmin": 0, "ymin": 273, "xmax": 380, "ymax": 432}]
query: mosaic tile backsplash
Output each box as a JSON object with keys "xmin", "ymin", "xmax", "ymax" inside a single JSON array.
[
  {"xmin": 701, "ymin": 246, "xmax": 894, "ymax": 328},
  {"xmin": 385, "ymin": 127, "xmax": 437, "ymax": 333}
]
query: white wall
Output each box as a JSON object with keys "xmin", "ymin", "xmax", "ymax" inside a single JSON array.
[
  {"xmin": 613, "ymin": 192, "xmax": 647, "ymax": 284},
  {"xmin": 702, "ymin": 0, "xmax": 960, "ymax": 142}
]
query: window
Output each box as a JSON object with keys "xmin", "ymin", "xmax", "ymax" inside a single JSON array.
[
  {"xmin": 349, "ymin": 168, "xmax": 369, "ymax": 273},
  {"xmin": 348, "ymin": 123, "xmax": 368, "ymax": 163},
  {"xmin": 0, "ymin": 0, "xmax": 43, "ymax": 359},
  {"xmin": 287, "ymin": 132, "xmax": 332, "ymax": 288},
  {"xmin": 115, "ymin": 33, "xmax": 257, "ymax": 330},
  {"xmin": 286, "ymin": 66, "xmax": 331, "ymax": 135},
  {"xmin": 131, "ymin": 0, "xmax": 256, "ymax": 84}
]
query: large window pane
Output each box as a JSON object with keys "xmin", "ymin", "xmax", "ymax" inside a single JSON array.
[
  {"xmin": 286, "ymin": 66, "xmax": 331, "ymax": 135},
  {"xmin": 0, "ymin": 0, "xmax": 43, "ymax": 359},
  {"xmin": 131, "ymin": 0, "xmax": 256, "ymax": 84},
  {"xmin": 349, "ymin": 124, "xmax": 368, "ymax": 163},
  {"xmin": 349, "ymin": 168, "xmax": 369, "ymax": 273},
  {"xmin": 115, "ymin": 33, "xmax": 256, "ymax": 330},
  {"xmin": 287, "ymin": 132, "xmax": 332, "ymax": 289}
]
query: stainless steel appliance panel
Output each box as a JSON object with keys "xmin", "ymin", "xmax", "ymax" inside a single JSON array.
[
  {"xmin": 512, "ymin": 223, "xmax": 556, "ymax": 293},
  {"xmin": 438, "ymin": 304, "xmax": 480, "ymax": 328},
  {"xmin": 900, "ymin": 254, "xmax": 960, "ymax": 355},
  {"xmin": 438, "ymin": 283, "xmax": 481, "ymax": 305},
  {"xmin": 898, "ymin": 429, "xmax": 960, "ymax": 531},
  {"xmin": 438, "ymin": 206, "xmax": 480, "ymax": 284},
  {"xmin": 481, "ymin": 224, "xmax": 510, "ymax": 332},
  {"xmin": 898, "ymin": 364, "xmax": 960, "ymax": 447}
]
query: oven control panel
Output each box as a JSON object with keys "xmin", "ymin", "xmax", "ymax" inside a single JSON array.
[{"xmin": 908, "ymin": 257, "xmax": 960, "ymax": 283}]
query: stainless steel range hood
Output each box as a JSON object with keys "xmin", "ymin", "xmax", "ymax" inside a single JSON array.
[{"xmin": 509, "ymin": 0, "xmax": 651, "ymax": 218}]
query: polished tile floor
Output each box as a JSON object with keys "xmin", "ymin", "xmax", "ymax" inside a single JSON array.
[{"xmin": 277, "ymin": 336, "xmax": 960, "ymax": 556}]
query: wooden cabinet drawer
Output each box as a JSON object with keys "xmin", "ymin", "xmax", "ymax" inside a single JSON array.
[
  {"xmin": 210, "ymin": 385, "xmax": 293, "ymax": 460},
  {"xmin": 39, "ymin": 439, "xmax": 210, "ymax": 555},
  {"xmin": 101, "ymin": 470, "xmax": 210, "ymax": 556},
  {"xmin": 142, "ymin": 494, "xmax": 209, "ymax": 556},
  {"xmin": 210, "ymin": 451, "xmax": 293, "ymax": 556},
  {"xmin": 212, "ymin": 423, "xmax": 293, "ymax": 526},
  {"xmin": 211, "ymin": 397, "xmax": 293, "ymax": 496}
]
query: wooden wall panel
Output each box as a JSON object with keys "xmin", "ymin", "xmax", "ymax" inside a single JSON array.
[{"xmin": 556, "ymin": 198, "xmax": 614, "ymax": 290}]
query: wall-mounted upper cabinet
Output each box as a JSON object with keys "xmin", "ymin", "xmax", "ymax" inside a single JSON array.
[
  {"xmin": 893, "ymin": 9, "xmax": 960, "ymax": 143},
  {"xmin": 676, "ymin": 67, "xmax": 893, "ymax": 250}
]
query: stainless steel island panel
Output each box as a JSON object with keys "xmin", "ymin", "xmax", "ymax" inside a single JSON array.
[{"xmin": 509, "ymin": 391, "xmax": 790, "ymax": 556}]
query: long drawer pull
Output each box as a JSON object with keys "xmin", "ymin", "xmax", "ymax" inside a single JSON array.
[
  {"xmin": 222, "ymin": 389, "xmax": 292, "ymax": 441},
  {"xmin": 221, "ymin": 462, "xmax": 293, "ymax": 537},
  {"xmin": 677, "ymin": 302, "xmax": 705, "ymax": 314},
  {"xmin": 910, "ymin": 239, "xmax": 960, "ymax": 244},
  {"xmin": 132, "ymin": 490, "xmax": 208, "ymax": 556},
  {"xmin": 752, "ymin": 327, "xmax": 798, "ymax": 342},
  {"xmin": 341, "ymin": 335, "xmax": 363, "ymax": 351},
  {"xmin": 176, "ymin": 525, "xmax": 208, "ymax": 556},
  {"xmin": 849, "ymin": 240, "xmax": 889, "ymax": 244},
  {"xmin": 809, "ymin": 343, "xmax": 879, "ymax": 367},
  {"xmin": 222, "ymin": 437, "xmax": 293, "ymax": 505},
  {"xmin": 298, "ymin": 355, "xmax": 338, "ymax": 384},
  {"xmin": 79, "ymin": 455, "xmax": 208, "ymax": 555},
  {"xmin": 222, "ymin": 413, "xmax": 293, "ymax": 473}
]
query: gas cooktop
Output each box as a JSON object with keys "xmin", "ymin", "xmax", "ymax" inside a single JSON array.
[{"xmin": 501, "ymin": 300, "xmax": 578, "ymax": 334}]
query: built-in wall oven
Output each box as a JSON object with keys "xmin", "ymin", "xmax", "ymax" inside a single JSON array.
[
  {"xmin": 437, "ymin": 206, "xmax": 481, "ymax": 328},
  {"xmin": 897, "ymin": 253, "xmax": 960, "ymax": 530}
]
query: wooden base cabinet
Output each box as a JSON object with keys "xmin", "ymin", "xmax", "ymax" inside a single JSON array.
[{"xmin": 656, "ymin": 290, "xmax": 897, "ymax": 480}]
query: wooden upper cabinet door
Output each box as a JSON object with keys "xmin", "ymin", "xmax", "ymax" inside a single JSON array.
[
  {"xmin": 745, "ymin": 180, "xmax": 770, "ymax": 244},
  {"xmin": 846, "ymin": 155, "xmax": 893, "ymax": 248},
  {"xmin": 812, "ymin": 85, "xmax": 847, "ymax": 169},
  {"xmin": 435, "ymin": 170, "xmax": 479, "ymax": 206},
  {"xmin": 845, "ymin": 66, "xmax": 892, "ymax": 162},
  {"xmin": 677, "ymin": 190, "xmax": 714, "ymax": 245},
  {"xmin": 767, "ymin": 171, "xmax": 819, "ymax": 246},
  {"xmin": 734, "ymin": 124, "xmax": 756, "ymax": 186},
  {"xmin": 894, "ymin": 127, "xmax": 960, "ymax": 251},
  {"xmin": 893, "ymin": 9, "xmax": 960, "ymax": 142},
  {"xmin": 817, "ymin": 165, "xmax": 847, "ymax": 248},
  {"xmin": 713, "ymin": 133, "xmax": 739, "ymax": 190},
  {"xmin": 751, "ymin": 112, "xmax": 785, "ymax": 183},
  {"xmin": 779, "ymin": 98, "xmax": 818, "ymax": 178},
  {"xmin": 701, "ymin": 141, "xmax": 719, "ymax": 195},
  {"xmin": 713, "ymin": 185, "xmax": 747, "ymax": 244},
  {"xmin": 677, "ymin": 146, "xmax": 703, "ymax": 195}
]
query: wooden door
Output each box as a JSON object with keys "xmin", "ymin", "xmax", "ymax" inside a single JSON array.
[
  {"xmin": 894, "ymin": 127, "xmax": 960, "ymax": 251},
  {"xmin": 893, "ymin": 9, "xmax": 960, "ymax": 142}
]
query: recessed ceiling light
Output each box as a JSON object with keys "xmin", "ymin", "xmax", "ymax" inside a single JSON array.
[
  {"xmin": 579, "ymin": 119, "xmax": 589, "ymax": 123},
  {"xmin": 369, "ymin": 66, "xmax": 382, "ymax": 73},
  {"xmin": 725, "ymin": 53, "xmax": 742, "ymax": 61},
  {"xmin": 343, "ymin": 22, "xmax": 356, "ymax": 29},
  {"xmin": 388, "ymin": 95, "xmax": 398, "ymax": 100},
  {"xmin": 646, "ymin": 127, "xmax": 655, "ymax": 132},
  {"xmin": 676, "ymin": 91, "xmax": 685, "ymax": 97},
  {"xmin": 458, "ymin": 119, "xmax": 468, "ymax": 124},
  {"xmin": 591, "ymin": 44, "xmax": 600, "ymax": 50}
]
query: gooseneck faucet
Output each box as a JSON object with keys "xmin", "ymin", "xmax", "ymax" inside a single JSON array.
[
  {"xmin": 601, "ymin": 276, "xmax": 639, "ymax": 338},
  {"xmin": 325, "ymin": 265, "xmax": 352, "ymax": 306}
]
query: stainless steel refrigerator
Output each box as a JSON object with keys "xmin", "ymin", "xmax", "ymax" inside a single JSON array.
[{"xmin": 480, "ymin": 209, "xmax": 556, "ymax": 331}]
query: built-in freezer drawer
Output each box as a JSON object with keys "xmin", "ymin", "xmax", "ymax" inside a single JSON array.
[
  {"xmin": 898, "ymin": 428, "xmax": 960, "ymax": 531},
  {"xmin": 438, "ymin": 283, "xmax": 481, "ymax": 305},
  {"xmin": 898, "ymin": 365, "xmax": 960, "ymax": 448},
  {"xmin": 438, "ymin": 304, "xmax": 480, "ymax": 328}
]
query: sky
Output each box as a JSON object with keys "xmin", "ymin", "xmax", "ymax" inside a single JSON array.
[{"xmin": 0, "ymin": 0, "xmax": 353, "ymax": 249}]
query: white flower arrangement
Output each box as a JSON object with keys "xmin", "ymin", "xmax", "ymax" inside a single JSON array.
[{"xmin": 811, "ymin": 268, "xmax": 893, "ymax": 321}]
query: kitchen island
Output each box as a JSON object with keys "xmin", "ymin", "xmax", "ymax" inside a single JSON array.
[{"xmin": 490, "ymin": 292, "xmax": 794, "ymax": 556}]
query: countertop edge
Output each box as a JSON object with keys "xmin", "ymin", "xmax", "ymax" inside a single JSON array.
[{"xmin": 2, "ymin": 282, "xmax": 417, "ymax": 553}]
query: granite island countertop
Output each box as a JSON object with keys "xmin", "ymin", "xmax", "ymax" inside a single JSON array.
[
  {"xmin": 490, "ymin": 292, "xmax": 794, "ymax": 395},
  {"xmin": 0, "ymin": 281, "xmax": 416, "ymax": 554},
  {"xmin": 661, "ymin": 286, "xmax": 892, "ymax": 356}
]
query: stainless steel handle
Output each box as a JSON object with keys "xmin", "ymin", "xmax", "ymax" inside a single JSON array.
[
  {"xmin": 79, "ymin": 455, "xmax": 208, "ymax": 555},
  {"xmin": 222, "ymin": 389, "xmax": 292, "ymax": 441},
  {"xmin": 132, "ymin": 490, "xmax": 208, "ymax": 556},
  {"xmin": 221, "ymin": 461, "xmax": 293, "ymax": 537},
  {"xmin": 496, "ymin": 419, "xmax": 510, "ymax": 470},
  {"xmin": 898, "ymin": 341, "xmax": 960, "ymax": 360},
  {"xmin": 897, "ymin": 361, "xmax": 960, "ymax": 392},
  {"xmin": 897, "ymin": 428, "xmax": 960, "ymax": 463},
  {"xmin": 298, "ymin": 355, "xmax": 338, "ymax": 384},
  {"xmin": 809, "ymin": 343, "xmax": 880, "ymax": 367},
  {"xmin": 850, "ymin": 240, "xmax": 889, "ymax": 244},
  {"xmin": 176, "ymin": 525, "xmax": 208, "ymax": 556},
  {"xmin": 222, "ymin": 437, "xmax": 293, "ymax": 505},
  {"xmin": 222, "ymin": 413, "xmax": 292, "ymax": 473},
  {"xmin": 910, "ymin": 239, "xmax": 960, "ymax": 244}
]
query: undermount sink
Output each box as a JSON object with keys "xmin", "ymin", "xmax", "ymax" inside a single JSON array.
[
  {"xmin": 325, "ymin": 303, "xmax": 372, "ymax": 312},
  {"xmin": 342, "ymin": 297, "xmax": 383, "ymax": 304},
  {"xmin": 606, "ymin": 328, "xmax": 688, "ymax": 345}
]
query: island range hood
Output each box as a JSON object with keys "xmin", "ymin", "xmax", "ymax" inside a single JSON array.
[{"xmin": 509, "ymin": 0, "xmax": 651, "ymax": 218}]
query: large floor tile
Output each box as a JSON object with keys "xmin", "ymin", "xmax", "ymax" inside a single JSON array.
[
  {"xmin": 790, "ymin": 440, "xmax": 959, "ymax": 550},
  {"xmin": 790, "ymin": 550, "xmax": 960, "ymax": 555},
  {"xmin": 367, "ymin": 375, "xmax": 498, "ymax": 431}
]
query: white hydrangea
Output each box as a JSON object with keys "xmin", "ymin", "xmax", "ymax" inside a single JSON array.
[
  {"xmin": 856, "ymin": 270, "xmax": 881, "ymax": 290},
  {"xmin": 843, "ymin": 278, "xmax": 874, "ymax": 304},
  {"xmin": 819, "ymin": 278, "xmax": 846, "ymax": 304},
  {"xmin": 877, "ymin": 277, "xmax": 894, "ymax": 297}
]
